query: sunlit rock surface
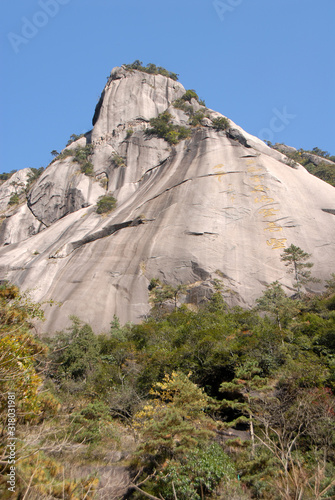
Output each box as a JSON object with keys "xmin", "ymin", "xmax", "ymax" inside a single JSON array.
[{"xmin": 0, "ymin": 67, "xmax": 334, "ymax": 333}]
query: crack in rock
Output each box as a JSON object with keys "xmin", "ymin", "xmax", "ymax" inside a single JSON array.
[{"xmin": 49, "ymin": 215, "xmax": 147, "ymax": 259}]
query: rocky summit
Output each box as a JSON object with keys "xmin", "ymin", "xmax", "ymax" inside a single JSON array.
[{"xmin": 0, "ymin": 66, "xmax": 334, "ymax": 333}]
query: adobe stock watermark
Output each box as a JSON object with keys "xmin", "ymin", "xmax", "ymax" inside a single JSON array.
[
  {"xmin": 213, "ymin": 0, "xmax": 243, "ymax": 22},
  {"xmin": 258, "ymin": 107, "xmax": 297, "ymax": 143},
  {"xmin": 8, "ymin": 0, "xmax": 71, "ymax": 54},
  {"xmin": 7, "ymin": 393, "xmax": 16, "ymax": 494}
]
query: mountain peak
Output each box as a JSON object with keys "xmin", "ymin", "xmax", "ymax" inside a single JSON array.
[{"xmin": 0, "ymin": 67, "xmax": 334, "ymax": 333}]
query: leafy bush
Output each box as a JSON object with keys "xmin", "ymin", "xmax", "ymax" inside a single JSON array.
[
  {"xmin": 173, "ymin": 100, "xmax": 194, "ymax": 114},
  {"xmin": 126, "ymin": 129, "xmax": 134, "ymax": 139},
  {"xmin": 96, "ymin": 194, "xmax": 117, "ymax": 214},
  {"xmin": 51, "ymin": 143, "xmax": 94, "ymax": 177},
  {"xmin": 156, "ymin": 443, "xmax": 235, "ymax": 500},
  {"xmin": 212, "ymin": 116, "xmax": 230, "ymax": 131},
  {"xmin": 48, "ymin": 318, "xmax": 100, "ymax": 381},
  {"xmin": 80, "ymin": 161, "xmax": 94, "ymax": 176},
  {"xmin": 145, "ymin": 111, "xmax": 191, "ymax": 145},
  {"xmin": 70, "ymin": 401, "xmax": 114, "ymax": 443},
  {"xmin": 181, "ymin": 89, "xmax": 199, "ymax": 102},
  {"xmin": 123, "ymin": 60, "xmax": 178, "ymax": 81},
  {"xmin": 8, "ymin": 193, "xmax": 20, "ymax": 205},
  {"xmin": 74, "ymin": 144, "xmax": 94, "ymax": 163},
  {"xmin": 111, "ymin": 153, "xmax": 126, "ymax": 167},
  {"xmin": 52, "ymin": 148, "xmax": 74, "ymax": 163},
  {"xmin": 26, "ymin": 167, "xmax": 44, "ymax": 190},
  {"xmin": 173, "ymin": 89, "xmax": 204, "ymax": 111},
  {"xmin": 189, "ymin": 110, "xmax": 206, "ymax": 127},
  {"xmin": 73, "ymin": 144, "xmax": 94, "ymax": 176}
]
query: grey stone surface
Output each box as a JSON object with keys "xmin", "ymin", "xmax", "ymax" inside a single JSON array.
[
  {"xmin": 0, "ymin": 67, "xmax": 334, "ymax": 334},
  {"xmin": 0, "ymin": 169, "xmax": 31, "ymax": 212},
  {"xmin": 27, "ymin": 140, "xmax": 106, "ymax": 227}
]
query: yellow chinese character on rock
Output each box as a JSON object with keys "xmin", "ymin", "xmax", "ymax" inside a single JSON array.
[
  {"xmin": 259, "ymin": 208, "xmax": 279, "ymax": 217},
  {"xmin": 251, "ymin": 175, "xmax": 265, "ymax": 184},
  {"xmin": 254, "ymin": 195, "xmax": 275, "ymax": 203},
  {"xmin": 252, "ymin": 184, "xmax": 267, "ymax": 193},
  {"xmin": 247, "ymin": 165, "xmax": 263, "ymax": 173},
  {"xmin": 266, "ymin": 238, "xmax": 287, "ymax": 249},
  {"xmin": 264, "ymin": 222, "xmax": 283, "ymax": 232},
  {"xmin": 214, "ymin": 164, "xmax": 225, "ymax": 170}
]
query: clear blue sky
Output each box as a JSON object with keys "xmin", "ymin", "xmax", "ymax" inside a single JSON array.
[{"xmin": 1, "ymin": 0, "xmax": 334, "ymax": 174}]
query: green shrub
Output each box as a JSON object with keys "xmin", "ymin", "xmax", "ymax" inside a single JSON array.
[
  {"xmin": 74, "ymin": 144, "xmax": 94, "ymax": 164},
  {"xmin": 52, "ymin": 143, "xmax": 94, "ymax": 177},
  {"xmin": 80, "ymin": 161, "xmax": 94, "ymax": 176},
  {"xmin": 182, "ymin": 89, "xmax": 199, "ymax": 102},
  {"xmin": 8, "ymin": 193, "xmax": 20, "ymax": 205},
  {"xmin": 96, "ymin": 194, "xmax": 117, "ymax": 214},
  {"xmin": 174, "ymin": 89, "xmax": 203, "ymax": 111},
  {"xmin": 212, "ymin": 116, "xmax": 230, "ymax": 131},
  {"xmin": 70, "ymin": 401, "xmax": 114, "ymax": 444},
  {"xmin": 26, "ymin": 167, "xmax": 44, "ymax": 190},
  {"xmin": 73, "ymin": 144, "xmax": 95, "ymax": 176},
  {"xmin": 51, "ymin": 148, "xmax": 74, "ymax": 163},
  {"xmin": 173, "ymin": 100, "xmax": 194, "ymax": 113},
  {"xmin": 111, "ymin": 153, "xmax": 126, "ymax": 167},
  {"xmin": 123, "ymin": 60, "xmax": 178, "ymax": 81},
  {"xmin": 189, "ymin": 111, "xmax": 206, "ymax": 127},
  {"xmin": 125, "ymin": 129, "xmax": 134, "ymax": 139},
  {"xmin": 48, "ymin": 319, "xmax": 100, "ymax": 381},
  {"xmin": 145, "ymin": 111, "xmax": 191, "ymax": 145},
  {"xmin": 155, "ymin": 443, "xmax": 235, "ymax": 500}
]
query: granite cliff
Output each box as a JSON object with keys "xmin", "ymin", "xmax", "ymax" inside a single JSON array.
[{"xmin": 0, "ymin": 66, "xmax": 334, "ymax": 333}]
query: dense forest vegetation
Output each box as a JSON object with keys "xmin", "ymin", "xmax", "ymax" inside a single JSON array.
[{"xmin": 1, "ymin": 246, "xmax": 335, "ymax": 499}]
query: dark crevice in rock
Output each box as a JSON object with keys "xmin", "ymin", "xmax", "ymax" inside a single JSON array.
[
  {"xmin": 138, "ymin": 157, "xmax": 171, "ymax": 182},
  {"xmin": 191, "ymin": 261, "xmax": 211, "ymax": 281},
  {"xmin": 227, "ymin": 128, "xmax": 252, "ymax": 148},
  {"xmin": 322, "ymin": 209, "xmax": 335, "ymax": 215},
  {"xmin": 186, "ymin": 231, "xmax": 219, "ymax": 236},
  {"xmin": 26, "ymin": 199, "xmax": 47, "ymax": 227},
  {"xmin": 136, "ymin": 171, "xmax": 244, "ymax": 210},
  {"xmin": 92, "ymin": 90, "xmax": 105, "ymax": 126},
  {"xmin": 54, "ymin": 215, "xmax": 148, "ymax": 257}
]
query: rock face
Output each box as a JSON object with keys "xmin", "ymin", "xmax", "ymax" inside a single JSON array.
[
  {"xmin": 0, "ymin": 66, "xmax": 334, "ymax": 333},
  {"xmin": 0, "ymin": 169, "xmax": 46, "ymax": 246}
]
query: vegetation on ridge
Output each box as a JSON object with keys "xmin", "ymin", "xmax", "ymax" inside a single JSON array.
[
  {"xmin": 267, "ymin": 143, "xmax": 335, "ymax": 187},
  {"xmin": 51, "ymin": 143, "xmax": 95, "ymax": 177},
  {"xmin": 123, "ymin": 60, "xmax": 179, "ymax": 81},
  {"xmin": 145, "ymin": 111, "xmax": 191, "ymax": 145}
]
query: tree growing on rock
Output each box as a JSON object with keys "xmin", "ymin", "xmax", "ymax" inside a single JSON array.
[{"xmin": 281, "ymin": 244, "xmax": 318, "ymax": 296}]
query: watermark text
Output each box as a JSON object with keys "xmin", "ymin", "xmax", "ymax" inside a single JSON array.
[
  {"xmin": 258, "ymin": 106, "xmax": 296, "ymax": 143},
  {"xmin": 7, "ymin": 393, "xmax": 16, "ymax": 493},
  {"xmin": 213, "ymin": 0, "xmax": 243, "ymax": 22},
  {"xmin": 8, "ymin": 0, "xmax": 71, "ymax": 54}
]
